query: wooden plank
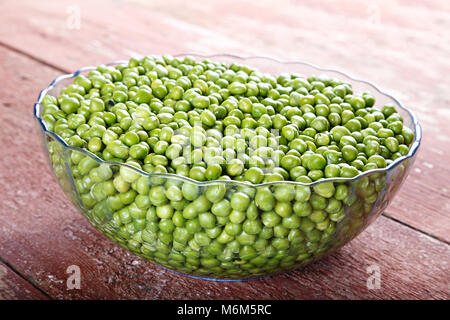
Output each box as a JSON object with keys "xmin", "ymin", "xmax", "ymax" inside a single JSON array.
[
  {"xmin": 0, "ymin": 260, "xmax": 49, "ymax": 300},
  {"xmin": 0, "ymin": 0, "xmax": 449, "ymax": 241},
  {"xmin": 0, "ymin": 46, "xmax": 448, "ymax": 299}
]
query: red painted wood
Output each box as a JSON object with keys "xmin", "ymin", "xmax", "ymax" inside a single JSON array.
[
  {"xmin": 0, "ymin": 261, "xmax": 49, "ymax": 300},
  {"xmin": 0, "ymin": 42, "xmax": 448, "ymax": 300}
]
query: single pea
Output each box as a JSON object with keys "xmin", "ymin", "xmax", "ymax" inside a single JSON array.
[
  {"xmin": 189, "ymin": 166, "xmax": 206, "ymax": 181},
  {"xmin": 340, "ymin": 165, "xmax": 360, "ymax": 178},
  {"xmin": 226, "ymin": 159, "xmax": 244, "ymax": 177},
  {"xmin": 60, "ymin": 96, "xmax": 80, "ymax": 114},
  {"xmin": 282, "ymin": 215, "xmax": 301, "ymax": 229},
  {"xmin": 341, "ymin": 145, "xmax": 358, "ymax": 162},
  {"xmin": 280, "ymin": 154, "xmax": 300, "ymax": 171},
  {"xmin": 205, "ymin": 184, "xmax": 226, "ymax": 202},
  {"xmin": 274, "ymin": 184, "xmax": 295, "ymax": 202},
  {"xmin": 310, "ymin": 116, "xmax": 329, "ymax": 132},
  {"xmin": 281, "ymin": 125, "xmax": 298, "ymax": 141},
  {"xmin": 261, "ymin": 211, "xmax": 281, "ymax": 227},
  {"xmin": 274, "ymin": 202, "xmax": 293, "ymax": 218},
  {"xmin": 134, "ymin": 88, "xmax": 152, "ymax": 104},
  {"xmin": 330, "ymin": 126, "xmax": 351, "ymax": 142},
  {"xmin": 45, "ymin": 55, "xmax": 418, "ymax": 277},
  {"xmin": 200, "ymin": 109, "xmax": 216, "ymax": 127},
  {"xmin": 67, "ymin": 114, "xmax": 86, "ymax": 130},
  {"xmin": 155, "ymin": 204, "xmax": 173, "ymax": 219},
  {"xmin": 106, "ymin": 141, "xmax": 129, "ymax": 159},
  {"xmin": 192, "ymin": 95, "xmax": 210, "ymax": 109},
  {"xmin": 85, "ymin": 135, "xmax": 101, "ymax": 152},
  {"xmin": 303, "ymin": 153, "xmax": 326, "ymax": 171},
  {"xmin": 384, "ymin": 136, "xmax": 399, "ymax": 153},
  {"xmin": 203, "ymin": 163, "xmax": 222, "ymax": 179},
  {"xmin": 313, "ymin": 181, "xmax": 335, "ymax": 198},
  {"xmin": 122, "ymin": 131, "xmax": 139, "ymax": 146},
  {"xmin": 228, "ymin": 82, "xmax": 247, "ymax": 95},
  {"xmin": 402, "ymin": 127, "xmax": 414, "ymax": 145},
  {"xmin": 242, "ymin": 219, "xmax": 262, "ymax": 235},
  {"xmin": 381, "ymin": 104, "xmax": 397, "ymax": 117},
  {"xmin": 211, "ymin": 199, "xmax": 232, "ymax": 217},
  {"xmin": 367, "ymin": 155, "xmax": 386, "ymax": 168}
]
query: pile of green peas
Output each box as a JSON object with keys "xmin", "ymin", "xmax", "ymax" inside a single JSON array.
[{"xmin": 40, "ymin": 55, "xmax": 413, "ymax": 278}]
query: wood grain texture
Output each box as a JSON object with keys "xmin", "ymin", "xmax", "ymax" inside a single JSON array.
[
  {"xmin": 0, "ymin": 0, "xmax": 449, "ymax": 242},
  {"xmin": 0, "ymin": 43, "xmax": 448, "ymax": 300},
  {"xmin": 0, "ymin": 261, "xmax": 49, "ymax": 300}
]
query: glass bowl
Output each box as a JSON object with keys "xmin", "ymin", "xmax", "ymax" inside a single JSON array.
[{"xmin": 33, "ymin": 54, "xmax": 422, "ymax": 280}]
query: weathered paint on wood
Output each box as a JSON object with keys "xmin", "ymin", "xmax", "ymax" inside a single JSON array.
[
  {"xmin": 0, "ymin": 261, "xmax": 49, "ymax": 300},
  {"xmin": 0, "ymin": 45, "xmax": 448, "ymax": 300}
]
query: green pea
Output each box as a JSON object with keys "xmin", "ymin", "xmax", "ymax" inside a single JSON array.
[
  {"xmin": 340, "ymin": 165, "xmax": 360, "ymax": 178},
  {"xmin": 173, "ymin": 227, "xmax": 192, "ymax": 244},
  {"xmin": 330, "ymin": 126, "xmax": 351, "ymax": 142},
  {"xmin": 274, "ymin": 202, "xmax": 292, "ymax": 218},
  {"xmin": 261, "ymin": 211, "xmax": 281, "ymax": 227},
  {"xmin": 198, "ymin": 212, "xmax": 216, "ymax": 229},
  {"xmin": 313, "ymin": 182, "xmax": 335, "ymax": 198},
  {"xmin": 155, "ymin": 204, "xmax": 173, "ymax": 219},
  {"xmin": 282, "ymin": 215, "xmax": 301, "ymax": 229},
  {"xmin": 186, "ymin": 219, "xmax": 201, "ymax": 234},
  {"xmin": 224, "ymin": 223, "xmax": 242, "ymax": 236},
  {"xmin": 134, "ymin": 88, "xmax": 152, "ymax": 104},
  {"xmin": 112, "ymin": 175, "xmax": 129, "ymax": 193},
  {"xmin": 200, "ymin": 109, "xmax": 216, "ymax": 127},
  {"xmin": 280, "ymin": 155, "xmax": 300, "ymax": 171},
  {"xmin": 226, "ymin": 159, "xmax": 244, "ymax": 177},
  {"xmin": 281, "ymin": 125, "xmax": 298, "ymax": 141},
  {"xmin": 193, "ymin": 95, "xmax": 210, "ymax": 109},
  {"xmin": 341, "ymin": 145, "xmax": 358, "ymax": 162},
  {"xmin": 310, "ymin": 116, "xmax": 329, "ymax": 132},
  {"xmin": 205, "ymin": 184, "xmax": 226, "ymax": 202},
  {"xmin": 205, "ymin": 164, "xmax": 222, "ymax": 180},
  {"xmin": 303, "ymin": 153, "xmax": 326, "ymax": 171},
  {"xmin": 106, "ymin": 140, "xmax": 129, "ymax": 159},
  {"xmin": 334, "ymin": 185, "xmax": 348, "ymax": 201},
  {"xmin": 182, "ymin": 183, "xmax": 199, "ymax": 200},
  {"xmin": 243, "ymin": 167, "xmax": 264, "ymax": 184},
  {"xmin": 274, "ymin": 184, "xmax": 295, "ymax": 202},
  {"xmin": 231, "ymin": 192, "xmax": 251, "ymax": 211},
  {"xmin": 255, "ymin": 188, "xmax": 275, "ymax": 211},
  {"xmin": 402, "ymin": 127, "xmax": 414, "ymax": 145},
  {"xmin": 368, "ymin": 155, "xmax": 386, "ymax": 168}
]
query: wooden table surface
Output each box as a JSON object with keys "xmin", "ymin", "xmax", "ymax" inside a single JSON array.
[{"xmin": 0, "ymin": 0, "xmax": 449, "ymax": 300}]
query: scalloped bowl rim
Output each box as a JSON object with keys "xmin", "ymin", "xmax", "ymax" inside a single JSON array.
[{"xmin": 33, "ymin": 53, "xmax": 422, "ymax": 188}]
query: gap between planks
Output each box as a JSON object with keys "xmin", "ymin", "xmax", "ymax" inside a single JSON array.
[{"xmin": 0, "ymin": 40, "xmax": 69, "ymax": 74}]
